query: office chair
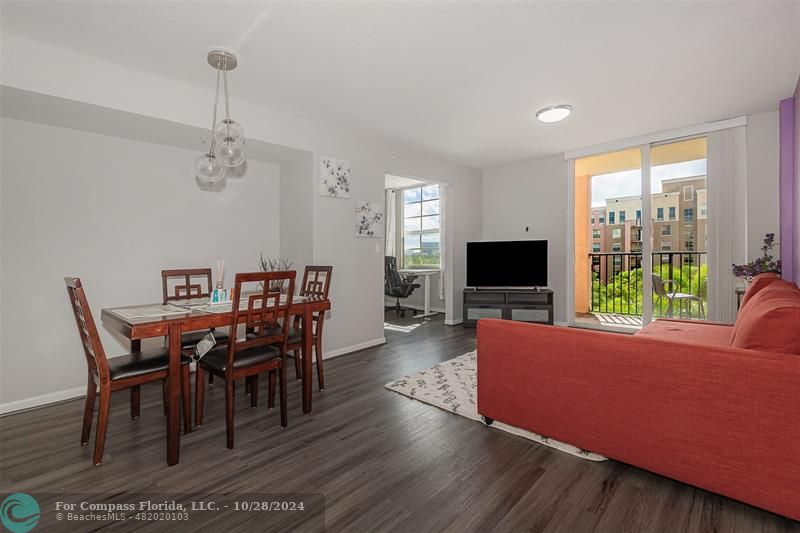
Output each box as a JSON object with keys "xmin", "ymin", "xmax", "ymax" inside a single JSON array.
[{"xmin": 384, "ymin": 256, "xmax": 420, "ymax": 318}]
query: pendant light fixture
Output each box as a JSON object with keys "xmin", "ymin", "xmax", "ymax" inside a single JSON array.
[{"xmin": 195, "ymin": 48, "xmax": 246, "ymax": 185}]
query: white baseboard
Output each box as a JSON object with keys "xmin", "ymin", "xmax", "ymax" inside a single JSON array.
[
  {"xmin": 0, "ymin": 386, "xmax": 86, "ymax": 416},
  {"xmin": 0, "ymin": 337, "xmax": 388, "ymax": 416},
  {"xmin": 444, "ymin": 318, "xmax": 463, "ymax": 326},
  {"xmin": 323, "ymin": 337, "xmax": 386, "ymax": 359}
]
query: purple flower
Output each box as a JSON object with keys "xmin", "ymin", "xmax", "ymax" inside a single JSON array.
[{"xmin": 732, "ymin": 233, "xmax": 781, "ymax": 277}]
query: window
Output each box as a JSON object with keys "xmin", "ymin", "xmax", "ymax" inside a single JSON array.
[
  {"xmin": 608, "ymin": 211, "xmax": 615, "ymax": 224},
  {"xmin": 590, "ymin": 215, "xmax": 595, "ymax": 224},
  {"xmin": 700, "ymin": 206, "xmax": 707, "ymax": 217},
  {"xmin": 683, "ymin": 185, "xmax": 694, "ymax": 201},
  {"xmin": 656, "ymin": 207, "xmax": 664, "ymax": 221},
  {"xmin": 402, "ymin": 184, "xmax": 440, "ymax": 268},
  {"xmin": 669, "ymin": 207, "xmax": 676, "ymax": 220},
  {"xmin": 684, "ymin": 208, "xmax": 694, "ymax": 222},
  {"xmin": 592, "ymin": 229, "xmax": 601, "ymax": 239},
  {"xmin": 599, "ymin": 216, "xmax": 605, "ymax": 224},
  {"xmin": 661, "ymin": 242, "xmax": 672, "ymax": 251},
  {"xmin": 612, "ymin": 228, "xmax": 622, "ymax": 239},
  {"xmin": 635, "ymin": 209, "xmax": 641, "ymax": 223},
  {"xmin": 661, "ymin": 224, "xmax": 672, "ymax": 236},
  {"xmin": 686, "ymin": 241, "xmax": 694, "ymax": 251},
  {"xmin": 592, "ymin": 243, "xmax": 601, "ymax": 252},
  {"xmin": 612, "ymin": 243, "xmax": 622, "ymax": 252},
  {"xmin": 619, "ymin": 210, "xmax": 626, "ymax": 223}
]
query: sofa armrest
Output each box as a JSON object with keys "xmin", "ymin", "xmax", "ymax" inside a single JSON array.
[{"xmin": 476, "ymin": 318, "xmax": 800, "ymax": 520}]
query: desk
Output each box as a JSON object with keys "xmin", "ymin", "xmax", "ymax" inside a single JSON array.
[
  {"xmin": 102, "ymin": 296, "xmax": 330, "ymax": 466},
  {"xmin": 398, "ymin": 269, "xmax": 440, "ymax": 317}
]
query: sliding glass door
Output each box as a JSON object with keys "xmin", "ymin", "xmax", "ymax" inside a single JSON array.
[
  {"xmin": 650, "ymin": 138, "xmax": 708, "ymax": 320},
  {"xmin": 571, "ymin": 137, "xmax": 709, "ymax": 331},
  {"xmin": 573, "ymin": 147, "xmax": 644, "ymax": 330}
]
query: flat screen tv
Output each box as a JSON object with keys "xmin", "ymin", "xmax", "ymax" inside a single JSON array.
[{"xmin": 466, "ymin": 240, "xmax": 548, "ymax": 288}]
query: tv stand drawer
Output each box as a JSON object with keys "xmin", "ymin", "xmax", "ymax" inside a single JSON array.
[
  {"xmin": 507, "ymin": 292, "xmax": 551, "ymax": 305},
  {"xmin": 463, "ymin": 291, "xmax": 505, "ymax": 304}
]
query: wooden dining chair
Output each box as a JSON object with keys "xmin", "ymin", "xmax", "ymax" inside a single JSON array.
[
  {"xmin": 195, "ymin": 271, "xmax": 296, "ymax": 449},
  {"xmin": 288, "ymin": 266, "xmax": 333, "ymax": 390},
  {"xmin": 65, "ymin": 277, "xmax": 192, "ymax": 465},
  {"xmin": 162, "ymin": 268, "xmax": 229, "ymax": 384}
]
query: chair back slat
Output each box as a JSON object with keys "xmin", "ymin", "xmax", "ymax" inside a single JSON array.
[
  {"xmin": 652, "ymin": 273, "xmax": 668, "ymax": 298},
  {"xmin": 64, "ymin": 277, "xmax": 110, "ymax": 380},
  {"xmin": 300, "ymin": 266, "xmax": 333, "ymax": 300},
  {"xmin": 385, "ymin": 257, "xmax": 404, "ymax": 290},
  {"xmin": 161, "ymin": 268, "xmax": 214, "ymax": 304},
  {"xmin": 227, "ymin": 271, "xmax": 296, "ymax": 366}
]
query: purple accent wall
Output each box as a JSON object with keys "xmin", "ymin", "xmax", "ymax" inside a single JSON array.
[
  {"xmin": 779, "ymin": 96, "xmax": 795, "ymax": 282},
  {"xmin": 795, "ymin": 76, "xmax": 800, "ymax": 286}
]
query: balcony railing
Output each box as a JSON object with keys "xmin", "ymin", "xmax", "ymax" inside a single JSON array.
[{"xmin": 589, "ymin": 251, "xmax": 708, "ymax": 317}]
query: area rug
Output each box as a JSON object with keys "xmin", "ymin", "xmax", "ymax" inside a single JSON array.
[{"xmin": 385, "ymin": 351, "xmax": 606, "ymax": 461}]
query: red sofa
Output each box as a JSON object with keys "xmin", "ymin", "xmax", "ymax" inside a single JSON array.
[{"xmin": 477, "ymin": 274, "xmax": 800, "ymax": 520}]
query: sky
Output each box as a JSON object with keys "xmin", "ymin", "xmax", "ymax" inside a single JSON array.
[{"xmin": 591, "ymin": 159, "xmax": 707, "ymax": 207}]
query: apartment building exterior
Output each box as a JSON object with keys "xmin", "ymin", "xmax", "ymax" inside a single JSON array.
[{"xmin": 591, "ymin": 176, "xmax": 707, "ymax": 276}]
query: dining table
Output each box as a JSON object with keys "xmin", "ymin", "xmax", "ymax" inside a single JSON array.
[{"xmin": 101, "ymin": 294, "xmax": 331, "ymax": 466}]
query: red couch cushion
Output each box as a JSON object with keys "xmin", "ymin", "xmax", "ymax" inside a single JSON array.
[
  {"xmin": 738, "ymin": 272, "xmax": 781, "ymax": 310},
  {"xmin": 636, "ymin": 319, "xmax": 732, "ymax": 347},
  {"xmin": 732, "ymin": 280, "xmax": 800, "ymax": 354}
]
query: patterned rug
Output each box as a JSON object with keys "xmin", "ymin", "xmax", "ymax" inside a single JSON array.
[{"xmin": 385, "ymin": 351, "xmax": 607, "ymax": 461}]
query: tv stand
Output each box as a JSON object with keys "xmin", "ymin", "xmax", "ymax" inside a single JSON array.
[{"xmin": 463, "ymin": 287, "xmax": 553, "ymax": 328}]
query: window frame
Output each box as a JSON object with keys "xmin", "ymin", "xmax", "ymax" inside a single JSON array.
[{"xmin": 400, "ymin": 184, "xmax": 442, "ymax": 269}]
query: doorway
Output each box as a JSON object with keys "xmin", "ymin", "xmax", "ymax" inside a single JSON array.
[{"xmin": 384, "ymin": 174, "xmax": 446, "ymax": 335}]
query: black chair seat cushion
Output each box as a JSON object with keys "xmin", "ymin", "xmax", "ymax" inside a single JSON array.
[
  {"xmin": 198, "ymin": 343, "xmax": 281, "ymax": 373},
  {"xmin": 108, "ymin": 349, "xmax": 192, "ymax": 381},
  {"xmin": 181, "ymin": 329, "xmax": 229, "ymax": 350},
  {"xmin": 247, "ymin": 327, "xmax": 304, "ymax": 345}
]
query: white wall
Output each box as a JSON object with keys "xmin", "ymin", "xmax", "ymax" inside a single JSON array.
[
  {"xmin": 746, "ymin": 110, "xmax": 781, "ymax": 257},
  {"xmin": 0, "ymin": 118, "xmax": 281, "ymax": 407},
  {"xmin": 482, "ymin": 155, "xmax": 568, "ymax": 323},
  {"xmin": 0, "ymin": 34, "xmax": 483, "ymax": 408}
]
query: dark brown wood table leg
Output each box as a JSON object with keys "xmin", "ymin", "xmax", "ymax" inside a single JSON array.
[
  {"xmin": 130, "ymin": 339, "xmax": 142, "ymax": 419},
  {"xmin": 167, "ymin": 323, "xmax": 182, "ymax": 466},
  {"xmin": 302, "ymin": 307, "xmax": 313, "ymax": 414}
]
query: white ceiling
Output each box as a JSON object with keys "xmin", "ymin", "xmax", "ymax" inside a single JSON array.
[{"xmin": 2, "ymin": 1, "xmax": 799, "ymax": 169}]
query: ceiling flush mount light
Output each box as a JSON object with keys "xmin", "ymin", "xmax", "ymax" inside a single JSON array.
[
  {"xmin": 535, "ymin": 105, "xmax": 572, "ymax": 124},
  {"xmin": 195, "ymin": 48, "xmax": 247, "ymax": 185}
]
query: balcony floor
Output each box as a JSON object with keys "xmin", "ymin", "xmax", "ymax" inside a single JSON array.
[{"xmin": 575, "ymin": 312, "xmax": 643, "ymax": 330}]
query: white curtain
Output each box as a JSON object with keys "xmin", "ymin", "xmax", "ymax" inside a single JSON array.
[
  {"xmin": 438, "ymin": 184, "xmax": 448, "ymax": 300},
  {"xmin": 706, "ymin": 126, "xmax": 748, "ymax": 323},
  {"xmin": 385, "ymin": 188, "xmax": 396, "ymax": 258}
]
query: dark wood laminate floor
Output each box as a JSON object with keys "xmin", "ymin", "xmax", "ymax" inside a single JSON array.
[{"xmin": 1, "ymin": 314, "xmax": 797, "ymax": 532}]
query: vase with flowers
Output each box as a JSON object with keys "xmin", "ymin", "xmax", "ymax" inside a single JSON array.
[
  {"xmin": 731, "ymin": 233, "xmax": 781, "ymax": 286},
  {"xmin": 258, "ymin": 253, "xmax": 293, "ymax": 293}
]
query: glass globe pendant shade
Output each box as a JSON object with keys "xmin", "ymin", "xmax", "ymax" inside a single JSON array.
[
  {"xmin": 214, "ymin": 137, "xmax": 247, "ymax": 168},
  {"xmin": 194, "ymin": 152, "xmax": 226, "ymax": 183},
  {"xmin": 214, "ymin": 119, "xmax": 244, "ymax": 145}
]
